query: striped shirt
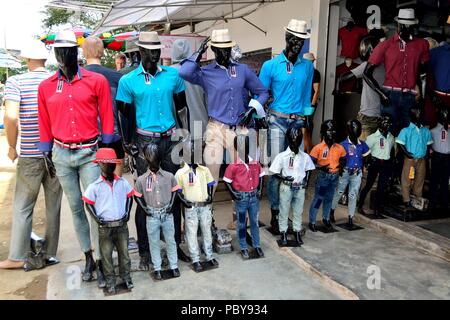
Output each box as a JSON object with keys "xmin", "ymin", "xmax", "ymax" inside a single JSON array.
[{"xmin": 4, "ymin": 70, "xmax": 50, "ymax": 158}]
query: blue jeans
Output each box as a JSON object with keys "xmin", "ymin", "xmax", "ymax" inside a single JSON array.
[
  {"xmin": 185, "ymin": 206, "xmax": 214, "ymax": 263},
  {"xmin": 279, "ymin": 184, "xmax": 306, "ymax": 233},
  {"xmin": 331, "ymin": 169, "xmax": 363, "ymax": 218},
  {"xmin": 267, "ymin": 114, "xmax": 305, "ymax": 210},
  {"xmin": 382, "ymin": 90, "xmax": 415, "ymax": 134},
  {"xmin": 146, "ymin": 211, "xmax": 178, "ymax": 271},
  {"xmin": 309, "ymin": 171, "xmax": 339, "ymax": 224},
  {"xmin": 52, "ymin": 145, "xmax": 101, "ymax": 258},
  {"xmin": 235, "ymin": 191, "xmax": 260, "ymax": 250}
]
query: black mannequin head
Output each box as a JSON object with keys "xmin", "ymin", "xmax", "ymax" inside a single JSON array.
[
  {"xmin": 287, "ymin": 127, "xmax": 303, "ymax": 154},
  {"xmin": 346, "ymin": 20, "xmax": 355, "ymax": 31},
  {"xmin": 409, "ymin": 108, "xmax": 423, "ymax": 127},
  {"xmin": 144, "ymin": 143, "xmax": 161, "ymax": 173},
  {"xmin": 359, "ymin": 36, "xmax": 379, "ymax": 61},
  {"xmin": 54, "ymin": 47, "xmax": 78, "ymax": 81},
  {"xmin": 99, "ymin": 163, "xmax": 116, "ymax": 182},
  {"xmin": 139, "ymin": 47, "xmax": 161, "ymax": 74},
  {"xmin": 378, "ymin": 113, "xmax": 393, "ymax": 136},
  {"xmin": 437, "ymin": 107, "xmax": 449, "ymax": 131},
  {"xmin": 184, "ymin": 142, "xmax": 199, "ymax": 170},
  {"xmin": 321, "ymin": 120, "xmax": 337, "ymax": 147},
  {"xmin": 234, "ymin": 135, "xmax": 250, "ymax": 164},
  {"xmin": 347, "ymin": 119, "xmax": 362, "ymax": 145},
  {"xmin": 211, "ymin": 46, "xmax": 232, "ymax": 68},
  {"xmin": 285, "ymin": 32, "xmax": 305, "ymax": 62},
  {"xmin": 398, "ymin": 23, "xmax": 415, "ymax": 42}
]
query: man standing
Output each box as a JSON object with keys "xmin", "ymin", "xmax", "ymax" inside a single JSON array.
[
  {"xmin": 0, "ymin": 39, "xmax": 63, "ymax": 269},
  {"xmin": 259, "ymin": 19, "xmax": 314, "ymax": 233},
  {"xmin": 114, "ymin": 53, "xmax": 126, "ymax": 71},
  {"xmin": 38, "ymin": 30, "xmax": 115, "ymax": 287}
]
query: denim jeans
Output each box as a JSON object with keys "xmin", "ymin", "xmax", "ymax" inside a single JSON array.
[
  {"xmin": 185, "ymin": 206, "xmax": 214, "ymax": 263},
  {"xmin": 331, "ymin": 169, "xmax": 363, "ymax": 218},
  {"xmin": 98, "ymin": 224, "xmax": 131, "ymax": 287},
  {"xmin": 146, "ymin": 211, "xmax": 178, "ymax": 271},
  {"xmin": 382, "ymin": 90, "xmax": 416, "ymax": 134},
  {"xmin": 267, "ymin": 114, "xmax": 305, "ymax": 210},
  {"xmin": 309, "ymin": 171, "xmax": 339, "ymax": 224},
  {"xmin": 235, "ymin": 191, "xmax": 260, "ymax": 250},
  {"xmin": 9, "ymin": 157, "xmax": 63, "ymax": 261},
  {"xmin": 279, "ymin": 184, "xmax": 306, "ymax": 233},
  {"xmin": 135, "ymin": 133, "xmax": 181, "ymax": 257},
  {"xmin": 52, "ymin": 145, "xmax": 101, "ymax": 259}
]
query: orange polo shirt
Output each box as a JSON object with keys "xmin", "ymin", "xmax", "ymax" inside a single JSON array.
[{"xmin": 309, "ymin": 141, "xmax": 346, "ymax": 173}]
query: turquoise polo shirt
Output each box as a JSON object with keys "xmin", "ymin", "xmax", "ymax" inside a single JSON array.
[
  {"xmin": 259, "ymin": 51, "xmax": 314, "ymax": 116},
  {"xmin": 396, "ymin": 123, "xmax": 433, "ymax": 159},
  {"xmin": 116, "ymin": 64, "xmax": 185, "ymax": 133}
]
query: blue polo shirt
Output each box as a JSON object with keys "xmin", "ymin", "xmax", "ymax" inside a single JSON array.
[
  {"xmin": 82, "ymin": 175, "xmax": 135, "ymax": 222},
  {"xmin": 259, "ymin": 51, "xmax": 314, "ymax": 116},
  {"xmin": 340, "ymin": 138, "xmax": 371, "ymax": 170},
  {"xmin": 396, "ymin": 123, "xmax": 433, "ymax": 159},
  {"xmin": 430, "ymin": 43, "xmax": 450, "ymax": 93},
  {"xmin": 116, "ymin": 64, "xmax": 185, "ymax": 133}
]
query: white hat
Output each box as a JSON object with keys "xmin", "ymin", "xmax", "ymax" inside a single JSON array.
[
  {"xmin": 52, "ymin": 30, "xmax": 79, "ymax": 48},
  {"xmin": 394, "ymin": 8, "xmax": 419, "ymax": 25},
  {"xmin": 19, "ymin": 39, "xmax": 49, "ymax": 60},
  {"xmin": 303, "ymin": 52, "xmax": 316, "ymax": 61},
  {"xmin": 125, "ymin": 37, "xmax": 139, "ymax": 53},
  {"xmin": 136, "ymin": 32, "xmax": 162, "ymax": 50},
  {"xmin": 284, "ymin": 19, "xmax": 311, "ymax": 39},
  {"xmin": 209, "ymin": 29, "xmax": 236, "ymax": 48}
]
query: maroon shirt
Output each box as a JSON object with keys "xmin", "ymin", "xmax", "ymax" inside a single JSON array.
[
  {"xmin": 368, "ymin": 33, "xmax": 429, "ymax": 91},
  {"xmin": 223, "ymin": 159, "xmax": 265, "ymax": 192},
  {"xmin": 338, "ymin": 26, "xmax": 368, "ymax": 59}
]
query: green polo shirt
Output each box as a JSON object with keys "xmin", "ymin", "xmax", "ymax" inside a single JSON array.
[{"xmin": 365, "ymin": 130, "xmax": 395, "ymax": 160}]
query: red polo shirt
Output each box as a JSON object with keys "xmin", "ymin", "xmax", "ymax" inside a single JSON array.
[
  {"xmin": 38, "ymin": 68, "xmax": 115, "ymax": 152},
  {"xmin": 223, "ymin": 159, "xmax": 265, "ymax": 192},
  {"xmin": 338, "ymin": 26, "xmax": 368, "ymax": 59},
  {"xmin": 369, "ymin": 33, "xmax": 429, "ymax": 91}
]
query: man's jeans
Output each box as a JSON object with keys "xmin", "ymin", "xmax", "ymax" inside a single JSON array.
[
  {"xmin": 279, "ymin": 184, "xmax": 306, "ymax": 233},
  {"xmin": 146, "ymin": 211, "xmax": 178, "ymax": 271},
  {"xmin": 267, "ymin": 114, "xmax": 305, "ymax": 210},
  {"xmin": 235, "ymin": 191, "xmax": 260, "ymax": 250},
  {"xmin": 185, "ymin": 206, "xmax": 214, "ymax": 263},
  {"xmin": 52, "ymin": 145, "xmax": 101, "ymax": 258},
  {"xmin": 135, "ymin": 133, "xmax": 181, "ymax": 257},
  {"xmin": 98, "ymin": 224, "xmax": 131, "ymax": 287},
  {"xmin": 309, "ymin": 171, "xmax": 339, "ymax": 224},
  {"xmin": 382, "ymin": 90, "xmax": 416, "ymax": 134},
  {"xmin": 331, "ymin": 169, "xmax": 363, "ymax": 218},
  {"xmin": 9, "ymin": 157, "xmax": 63, "ymax": 261}
]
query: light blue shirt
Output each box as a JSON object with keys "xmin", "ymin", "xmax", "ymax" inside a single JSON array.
[
  {"xmin": 116, "ymin": 64, "xmax": 185, "ymax": 133},
  {"xmin": 259, "ymin": 51, "xmax": 314, "ymax": 115},
  {"xmin": 396, "ymin": 123, "xmax": 433, "ymax": 159}
]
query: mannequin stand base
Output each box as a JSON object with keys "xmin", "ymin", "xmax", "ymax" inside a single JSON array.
[
  {"xmin": 150, "ymin": 270, "xmax": 180, "ymax": 282},
  {"xmin": 191, "ymin": 261, "xmax": 219, "ymax": 273},
  {"xmin": 103, "ymin": 283, "xmax": 132, "ymax": 297},
  {"xmin": 336, "ymin": 223, "xmax": 364, "ymax": 231},
  {"xmin": 277, "ymin": 240, "xmax": 301, "ymax": 248},
  {"xmin": 317, "ymin": 226, "xmax": 339, "ymax": 234},
  {"xmin": 360, "ymin": 211, "xmax": 386, "ymax": 220},
  {"xmin": 266, "ymin": 227, "xmax": 306, "ymax": 237},
  {"xmin": 239, "ymin": 249, "xmax": 265, "ymax": 261}
]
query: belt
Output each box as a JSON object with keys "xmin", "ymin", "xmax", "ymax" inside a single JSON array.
[
  {"xmin": 99, "ymin": 219, "xmax": 127, "ymax": 228},
  {"xmin": 432, "ymin": 151, "xmax": 450, "ymax": 158},
  {"xmin": 54, "ymin": 137, "xmax": 98, "ymax": 150},
  {"xmin": 383, "ymin": 86, "xmax": 417, "ymax": 94},
  {"xmin": 435, "ymin": 90, "xmax": 450, "ymax": 97},
  {"xmin": 282, "ymin": 181, "xmax": 305, "ymax": 188},
  {"xmin": 237, "ymin": 190, "xmax": 258, "ymax": 196},
  {"xmin": 146, "ymin": 205, "xmax": 171, "ymax": 217},
  {"xmin": 208, "ymin": 117, "xmax": 240, "ymax": 130},
  {"xmin": 188, "ymin": 202, "xmax": 209, "ymax": 208},
  {"xmin": 269, "ymin": 110, "xmax": 306, "ymax": 121},
  {"xmin": 345, "ymin": 168, "xmax": 362, "ymax": 175},
  {"xmin": 137, "ymin": 127, "xmax": 175, "ymax": 138}
]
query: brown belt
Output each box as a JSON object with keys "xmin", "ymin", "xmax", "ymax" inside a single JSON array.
[{"xmin": 269, "ymin": 110, "xmax": 306, "ymax": 121}]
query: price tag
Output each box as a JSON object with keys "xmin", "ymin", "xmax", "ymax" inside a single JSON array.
[
  {"xmin": 144, "ymin": 74, "xmax": 151, "ymax": 85},
  {"xmin": 188, "ymin": 172, "xmax": 195, "ymax": 186},
  {"xmin": 409, "ymin": 166, "xmax": 415, "ymax": 180},
  {"xmin": 322, "ymin": 147, "xmax": 329, "ymax": 159},
  {"xmin": 230, "ymin": 66, "xmax": 237, "ymax": 78},
  {"xmin": 379, "ymin": 138, "xmax": 385, "ymax": 149},
  {"xmin": 349, "ymin": 144, "xmax": 356, "ymax": 156},
  {"xmin": 146, "ymin": 176, "xmax": 153, "ymax": 192},
  {"xmin": 441, "ymin": 129, "xmax": 447, "ymax": 142},
  {"xmin": 288, "ymin": 157, "xmax": 294, "ymax": 169},
  {"xmin": 56, "ymin": 80, "xmax": 63, "ymax": 93},
  {"xmin": 286, "ymin": 63, "xmax": 292, "ymax": 74}
]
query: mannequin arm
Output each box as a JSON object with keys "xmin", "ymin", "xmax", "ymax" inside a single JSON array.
[
  {"xmin": 43, "ymin": 151, "xmax": 56, "ymax": 179},
  {"xmin": 257, "ymin": 177, "xmax": 264, "ymax": 199},
  {"xmin": 225, "ymin": 182, "xmax": 242, "ymax": 201},
  {"xmin": 273, "ymin": 173, "xmax": 295, "ymax": 182},
  {"xmin": 85, "ymin": 203, "xmax": 102, "ymax": 225},
  {"xmin": 117, "ymin": 101, "xmax": 133, "ymax": 153},
  {"xmin": 134, "ymin": 195, "xmax": 149, "ymax": 214},
  {"xmin": 206, "ymin": 184, "xmax": 214, "ymax": 204},
  {"xmin": 177, "ymin": 191, "xmax": 193, "ymax": 208},
  {"xmin": 312, "ymin": 82, "xmax": 320, "ymax": 106},
  {"xmin": 167, "ymin": 192, "xmax": 177, "ymax": 213},
  {"xmin": 338, "ymin": 157, "xmax": 347, "ymax": 176},
  {"xmin": 397, "ymin": 143, "xmax": 414, "ymax": 159},
  {"xmin": 173, "ymin": 91, "xmax": 190, "ymax": 132},
  {"xmin": 124, "ymin": 197, "xmax": 133, "ymax": 222},
  {"xmin": 363, "ymin": 63, "xmax": 389, "ymax": 105}
]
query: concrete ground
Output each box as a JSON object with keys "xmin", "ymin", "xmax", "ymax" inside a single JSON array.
[{"xmin": 1, "ymin": 133, "xmax": 450, "ymax": 300}]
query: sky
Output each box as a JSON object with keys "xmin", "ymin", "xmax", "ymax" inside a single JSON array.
[{"xmin": 0, "ymin": 0, "xmax": 49, "ymax": 50}]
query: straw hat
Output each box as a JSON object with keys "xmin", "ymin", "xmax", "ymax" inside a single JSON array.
[
  {"xmin": 52, "ymin": 30, "xmax": 79, "ymax": 48},
  {"xmin": 303, "ymin": 52, "xmax": 316, "ymax": 61},
  {"xmin": 284, "ymin": 19, "xmax": 311, "ymax": 39},
  {"xmin": 394, "ymin": 8, "xmax": 419, "ymax": 25},
  {"xmin": 19, "ymin": 39, "xmax": 49, "ymax": 60},
  {"xmin": 136, "ymin": 32, "xmax": 163, "ymax": 50},
  {"xmin": 209, "ymin": 29, "xmax": 236, "ymax": 48}
]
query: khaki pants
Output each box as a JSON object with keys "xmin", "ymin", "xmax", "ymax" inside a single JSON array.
[
  {"xmin": 401, "ymin": 157, "xmax": 426, "ymax": 203},
  {"xmin": 357, "ymin": 113, "xmax": 379, "ymax": 141}
]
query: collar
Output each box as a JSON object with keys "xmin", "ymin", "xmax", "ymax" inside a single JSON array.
[
  {"xmin": 100, "ymin": 174, "xmax": 120, "ymax": 182},
  {"xmin": 213, "ymin": 60, "xmax": 237, "ymax": 70},
  {"xmin": 57, "ymin": 66, "xmax": 83, "ymax": 82},
  {"xmin": 147, "ymin": 169, "xmax": 162, "ymax": 178},
  {"xmin": 279, "ymin": 51, "xmax": 302, "ymax": 65},
  {"xmin": 409, "ymin": 122, "xmax": 423, "ymax": 130},
  {"xmin": 138, "ymin": 63, "xmax": 163, "ymax": 76},
  {"xmin": 347, "ymin": 137, "xmax": 361, "ymax": 145},
  {"xmin": 374, "ymin": 129, "xmax": 390, "ymax": 138}
]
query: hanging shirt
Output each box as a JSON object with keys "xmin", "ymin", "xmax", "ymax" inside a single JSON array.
[
  {"xmin": 336, "ymin": 62, "xmax": 360, "ymax": 93},
  {"xmin": 430, "ymin": 123, "xmax": 450, "ymax": 154},
  {"xmin": 338, "ymin": 26, "xmax": 368, "ymax": 59},
  {"xmin": 429, "ymin": 43, "xmax": 450, "ymax": 93},
  {"xmin": 269, "ymin": 147, "xmax": 316, "ymax": 184}
]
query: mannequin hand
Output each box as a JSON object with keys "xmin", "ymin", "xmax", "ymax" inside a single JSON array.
[
  {"xmin": 43, "ymin": 152, "xmax": 56, "ymax": 179},
  {"xmin": 231, "ymin": 192, "xmax": 242, "ymax": 202},
  {"xmin": 305, "ymin": 115, "xmax": 313, "ymax": 130},
  {"xmin": 257, "ymin": 190, "xmax": 262, "ymax": 200},
  {"xmin": 255, "ymin": 116, "xmax": 268, "ymax": 130},
  {"xmin": 181, "ymin": 199, "xmax": 194, "ymax": 209},
  {"xmin": 281, "ymin": 175, "xmax": 295, "ymax": 182},
  {"xmin": 317, "ymin": 165, "xmax": 330, "ymax": 173},
  {"xmin": 8, "ymin": 146, "xmax": 18, "ymax": 162},
  {"xmin": 195, "ymin": 37, "xmax": 210, "ymax": 62},
  {"xmin": 127, "ymin": 144, "xmax": 139, "ymax": 157},
  {"xmin": 381, "ymin": 94, "xmax": 390, "ymax": 106},
  {"xmin": 239, "ymin": 108, "xmax": 257, "ymax": 127},
  {"xmin": 206, "ymin": 195, "xmax": 213, "ymax": 205}
]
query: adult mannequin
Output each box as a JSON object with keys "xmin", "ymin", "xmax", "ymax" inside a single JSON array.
[
  {"xmin": 363, "ymin": 8, "xmax": 429, "ymax": 133},
  {"xmin": 116, "ymin": 32, "xmax": 191, "ymax": 269},
  {"xmin": 259, "ymin": 19, "xmax": 314, "ymax": 234}
]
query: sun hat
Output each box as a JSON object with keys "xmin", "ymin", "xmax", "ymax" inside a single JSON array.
[
  {"xmin": 394, "ymin": 8, "xmax": 419, "ymax": 25},
  {"xmin": 209, "ymin": 29, "xmax": 236, "ymax": 48},
  {"xmin": 284, "ymin": 19, "xmax": 311, "ymax": 39},
  {"xmin": 135, "ymin": 32, "xmax": 163, "ymax": 50},
  {"xmin": 19, "ymin": 39, "xmax": 49, "ymax": 60},
  {"xmin": 52, "ymin": 30, "xmax": 79, "ymax": 48},
  {"xmin": 303, "ymin": 52, "xmax": 316, "ymax": 61}
]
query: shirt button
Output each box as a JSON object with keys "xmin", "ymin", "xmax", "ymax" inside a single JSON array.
[
  {"xmin": 70, "ymin": 108, "xmax": 73, "ymax": 111},
  {"xmin": 73, "ymin": 134, "xmax": 76, "ymax": 137},
  {"xmin": 69, "ymin": 95, "xmax": 72, "ymax": 98},
  {"xmin": 72, "ymin": 121, "xmax": 75, "ymax": 124}
]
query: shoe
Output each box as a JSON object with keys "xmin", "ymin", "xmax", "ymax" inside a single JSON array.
[
  {"xmin": 105, "ymin": 285, "xmax": 117, "ymax": 295},
  {"xmin": 171, "ymin": 268, "xmax": 181, "ymax": 278},
  {"xmin": 294, "ymin": 232, "xmax": 304, "ymax": 246},
  {"xmin": 308, "ymin": 223, "xmax": 317, "ymax": 233},
  {"xmin": 45, "ymin": 256, "xmax": 60, "ymax": 267},
  {"xmin": 348, "ymin": 216, "xmax": 354, "ymax": 228},
  {"xmin": 322, "ymin": 219, "xmax": 332, "ymax": 230},
  {"xmin": 96, "ymin": 260, "xmax": 106, "ymax": 289},
  {"xmin": 280, "ymin": 232, "xmax": 288, "ymax": 246},
  {"xmin": 255, "ymin": 247, "xmax": 264, "ymax": 258},
  {"xmin": 270, "ymin": 209, "xmax": 279, "ymax": 233},
  {"xmin": 177, "ymin": 246, "xmax": 191, "ymax": 263},
  {"xmin": 241, "ymin": 249, "xmax": 250, "ymax": 259},
  {"xmin": 138, "ymin": 254, "xmax": 150, "ymax": 271},
  {"xmin": 373, "ymin": 210, "xmax": 383, "ymax": 218},
  {"xmin": 207, "ymin": 258, "xmax": 219, "ymax": 267},
  {"xmin": 193, "ymin": 262, "xmax": 203, "ymax": 272},
  {"xmin": 82, "ymin": 250, "xmax": 95, "ymax": 282},
  {"xmin": 125, "ymin": 280, "xmax": 134, "ymax": 290},
  {"xmin": 153, "ymin": 271, "xmax": 162, "ymax": 281},
  {"xmin": 358, "ymin": 206, "xmax": 367, "ymax": 215},
  {"xmin": 330, "ymin": 209, "xmax": 335, "ymax": 223}
]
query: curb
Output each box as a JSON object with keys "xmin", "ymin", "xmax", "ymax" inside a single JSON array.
[{"xmin": 261, "ymin": 229, "xmax": 360, "ymax": 300}]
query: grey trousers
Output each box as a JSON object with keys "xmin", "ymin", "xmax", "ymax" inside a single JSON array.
[{"xmin": 9, "ymin": 157, "xmax": 63, "ymax": 261}]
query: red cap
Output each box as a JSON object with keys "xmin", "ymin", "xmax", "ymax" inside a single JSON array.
[{"xmin": 93, "ymin": 148, "xmax": 121, "ymax": 164}]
